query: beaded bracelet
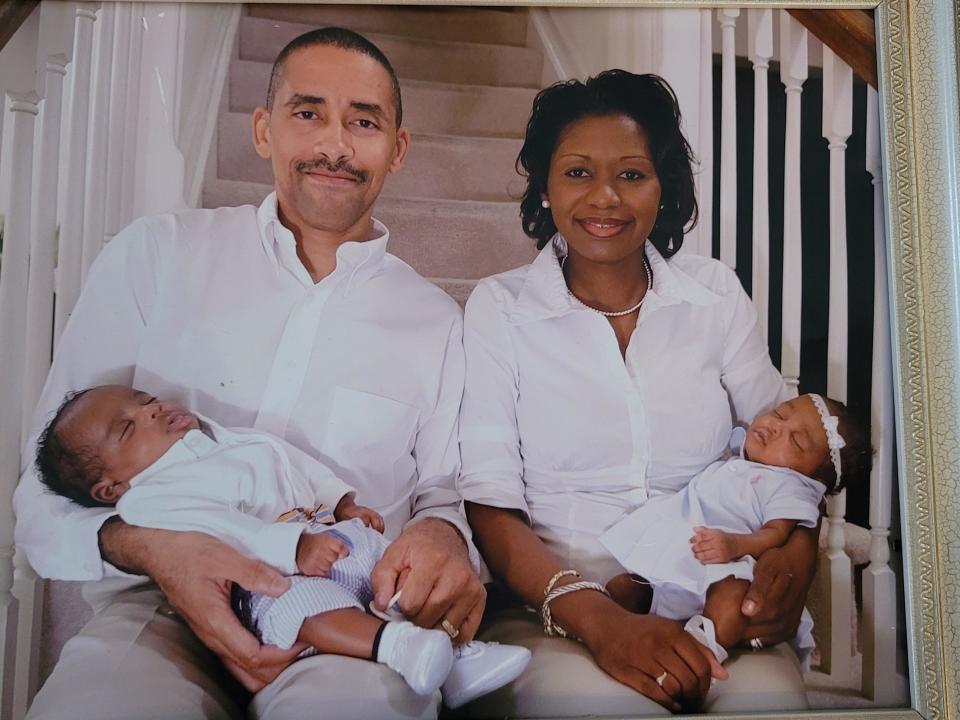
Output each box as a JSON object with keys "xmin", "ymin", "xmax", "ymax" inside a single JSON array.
[{"xmin": 540, "ymin": 570, "xmax": 610, "ymax": 638}]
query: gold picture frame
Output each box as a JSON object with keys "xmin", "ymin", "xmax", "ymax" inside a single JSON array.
[{"xmin": 12, "ymin": 1, "xmax": 958, "ymax": 719}]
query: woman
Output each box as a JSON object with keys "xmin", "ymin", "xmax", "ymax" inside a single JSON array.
[{"xmin": 458, "ymin": 71, "xmax": 817, "ymax": 716}]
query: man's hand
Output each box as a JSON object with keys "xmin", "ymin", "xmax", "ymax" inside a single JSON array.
[
  {"xmin": 99, "ymin": 520, "xmax": 301, "ymax": 691},
  {"xmin": 334, "ymin": 496, "xmax": 385, "ymax": 533},
  {"xmin": 296, "ymin": 532, "xmax": 350, "ymax": 576},
  {"xmin": 690, "ymin": 527, "xmax": 738, "ymax": 564},
  {"xmin": 370, "ymin": 518, "xmax": 484, "ymax": 644},
  {"xmin": 739, "ymin": 526, "xmax": 817, "ymax": 647}
]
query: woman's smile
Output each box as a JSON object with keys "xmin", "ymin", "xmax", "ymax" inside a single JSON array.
[{"xmin": 577, "ymin": 216, "xmax": 633, "ymax": 238}]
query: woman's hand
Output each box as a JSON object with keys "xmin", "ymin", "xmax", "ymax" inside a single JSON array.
[
  {"xmin": 739, "ymin": 525, "xmax": 818, "ymax": 647},
  {"xmin": 577, "ymin": 595, "xmax": 727, "ymax": 713}
]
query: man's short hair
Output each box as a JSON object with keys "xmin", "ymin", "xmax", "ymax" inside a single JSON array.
[{"xmin": 266, "ymin": 27, "xmax": 403, "ymax": 128}]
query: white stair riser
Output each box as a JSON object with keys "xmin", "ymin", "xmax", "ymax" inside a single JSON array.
[
  {"xmin": 245, "ymin": 4, "xmax": 529, "ymax": 47},
  {"xmin": 238, "ymin": 16, "xmax": 543, "ymax": 89}
]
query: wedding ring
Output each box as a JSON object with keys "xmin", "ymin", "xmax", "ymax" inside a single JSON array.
[
  {"xmin": 750, "ymin": 637, "xmax": 764, "ymax": 650},
  {"xmin": 655, "ymin": 670, "xmax": 669, "ymax": 687},
  {"xmin": 440, "ymin": 618, "xmax": 460, "ymax": 640}
]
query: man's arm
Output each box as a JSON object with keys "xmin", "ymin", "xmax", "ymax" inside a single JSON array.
[
  {"xmin": 98, "ymin": 518, "xmax": 301, "ymax": 691},
  {"xmin": 371, "ymin": 314, "xmax": 485, "ymax": 643}
]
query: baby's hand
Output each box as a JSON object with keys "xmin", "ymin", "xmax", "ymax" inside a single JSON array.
[
  {"xmin": 296, "ymin": 532, "xmax": 349, "ymax": 576},
  {"xmin": 335, "ymin": 496, "xmax": 385, "ymax": 533},
  {"xmin": 690, "ymin": 527, "xmax": 739, "ymax": 564}
]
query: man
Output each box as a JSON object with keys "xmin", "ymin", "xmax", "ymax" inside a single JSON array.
[{"xmin": 17, "ymin": 28, "xmax": 484, "ymax": 720}]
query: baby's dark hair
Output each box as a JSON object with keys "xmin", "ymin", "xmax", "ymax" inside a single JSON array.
[
  {"xmin": 35, "ymin": 390, "xmax": 110, "ymax": 508},
  {"xmin": 815, "ymin": 397, "xmax": 873, "ymax": 494}
]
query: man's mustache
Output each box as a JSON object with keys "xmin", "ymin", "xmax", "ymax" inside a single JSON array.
[{"xmin": 296, "ymin": 158, "xmax": 368, "ymax": 183}]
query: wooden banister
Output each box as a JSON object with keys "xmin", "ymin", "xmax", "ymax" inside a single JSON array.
[
  {"xmin": 0, "ymin": 0, "xmax": 39, "ymax": 53},
  {"xmin": 787, "ymin": 9, "xmax": 877, "ymax": 89}
]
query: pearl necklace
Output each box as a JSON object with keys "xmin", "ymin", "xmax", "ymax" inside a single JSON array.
[{"xmin": 561, "ymin": 255, "xmax": 654, "ymax": 318}]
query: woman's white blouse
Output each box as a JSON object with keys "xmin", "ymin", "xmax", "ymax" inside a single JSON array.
[{"xmin": 458, "ymin": 239, "xmax": 790, "ymax": 582}]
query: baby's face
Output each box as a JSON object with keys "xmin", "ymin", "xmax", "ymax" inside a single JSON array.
[
  {"xmin": 59, "ymin": 385, "xmax": 200, "ymax": 503},
  {"xmin": 743, "ymin": 395, "xmax": 829, "ymax": 477}
]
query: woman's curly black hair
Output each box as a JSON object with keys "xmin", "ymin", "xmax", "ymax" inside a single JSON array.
[
  {"xmin": 35, "ymin": 389, "xmax": 109, "ymax": 508},
  {"xmin": 517, "ymin": 70, "xmax": 698, "ymax": 257}
]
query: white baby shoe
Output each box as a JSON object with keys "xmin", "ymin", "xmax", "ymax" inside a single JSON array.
[
  {"xmin": 441, "ymin": 641, "xmax": 532, "ymax": 709},
  {"xmin": 377, "ymin": 621, "xmax": 454, "ymax": 696}
]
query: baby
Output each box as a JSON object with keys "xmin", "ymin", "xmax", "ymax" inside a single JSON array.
[
  {"xmin": 35, "ymin": 385, "xmax": 530, "ymax": 708},
  {"xmin": 599, "ymin": 393, "xmax": 872, "ymax": 665}
]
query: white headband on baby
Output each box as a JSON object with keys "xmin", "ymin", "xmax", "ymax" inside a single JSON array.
[{"xmin": 808, "ymin": 393, "xmax": 846, "ymax": 485}]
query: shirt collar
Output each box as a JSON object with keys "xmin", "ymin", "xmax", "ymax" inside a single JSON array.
[
  {"xmin": 256, "ymin": 192, "xmax": 390, "ymax": 291},
  {"xmin": 508, "ymin": 234, "xmax": 722, "ymax": 324}
]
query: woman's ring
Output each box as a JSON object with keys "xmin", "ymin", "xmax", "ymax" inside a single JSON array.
[
  {"xmin": 750, "ymin": 637, "xmax": 764, "ymax": 650},
  {"xmin": 441, "ymin": 618, "xmax": 460, "ymax": 640},
  {"xmin": 655, "ymin": 670, "xmax": 669, "ymax": 687}
]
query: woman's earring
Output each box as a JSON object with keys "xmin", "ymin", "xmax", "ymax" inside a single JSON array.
[
  {"xmin": 541, "ymin": 199, "xmax": 551, "ymax": 209},
  {"xmin": 667, "ymin": 237, "xmax": 675, "ymax": 251}
]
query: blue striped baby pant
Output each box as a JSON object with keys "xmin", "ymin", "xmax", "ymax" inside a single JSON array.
[{"xmin": 232, "ymin": 518, "xmax": 390, "ymax": 650}]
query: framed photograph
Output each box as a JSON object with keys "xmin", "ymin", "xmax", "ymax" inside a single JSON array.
[{"xmin": 0, "ymin": 1, "xmax": 957, "ymax": 719}]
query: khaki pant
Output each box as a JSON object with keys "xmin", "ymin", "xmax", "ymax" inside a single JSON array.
[
  {"xmin": 27, "ymin": 586, "xmax": 439, "ymax": 720},
  {"xmin": 457, "ymin": 607, "xmax": 809, "ymax": 718},
  {"xmin": 28, "ymin": 588, "xmax": 808, "ymax": 720}
]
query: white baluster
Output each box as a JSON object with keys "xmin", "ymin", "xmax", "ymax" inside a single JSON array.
[
  {"xmin": 104, "ymin": 3, "xmax": 132, "ymax": 242},
  {"xmin": 54, "ymin": 3, "xmax": 99, "ymax": 346},
  {"xmin": 779, "ymin": 11, "xmax": 807, "ymax": 393},
  {"xmin": 0, "ymin": 87, "xmax": 39, "ymax": 720},
  {"xmin": 747, "ymin": 9, "xmax": 772, "ymax": 341},
  {"xmin": 862, "ymin": 86, "xmax": 908, "ymax": 704},
  {"xmin": 119, "ymin": 3, "xmax": 144, "ymax": 227},
  {"xmin": 80, "ymin": 2, "xmax": 114, "ymax": 280},
  {"xmin": 15, "ymin": 5, "xmax": 77, "ymax": 714},
  {"xmin": 694, "ymin": 10, "xmax": 713, "ymax": 259},
  {"xmin": 823, "ymin": 48, "xmax": 851, "ymax": 403},
  {"xmin": 717, "ymin": 9, "xmax": 738, "ymax": 268},
  {"xmin": 819, "ymin": 45, "xmax": 854, "ymax": 682},
  {"xmin": 22, "ymin": 71, "xmax": 65, "ymax": 431}
]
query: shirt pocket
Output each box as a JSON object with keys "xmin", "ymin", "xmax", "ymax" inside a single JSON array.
[{"xmin": 319, "ymin": 386, "xmax": 420, "ymax": 505}]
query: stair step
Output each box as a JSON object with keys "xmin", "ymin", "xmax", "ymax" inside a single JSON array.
[
  {"xmin": 217, "ymin": 112, "xmax": 525, "ymax": 201},
  {"xmin": 201, "ymin": 179, "xmax": 537, "ymax": 280},
  {"xmin": 229, "ymin": 60, "xmax": 537, "ymax": 138},
  {"xmin": 238, "ymin": 15, "xmax": 543, "ymax": 88},
  {"xmin": 245, "ymin": 4, "xmax": 529, "ymax": 47}
]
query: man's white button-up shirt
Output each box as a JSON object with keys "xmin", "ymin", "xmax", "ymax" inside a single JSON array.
[
  {"xmin": 458, "ymin": 238, "xmax": 790, "ymax": 583},
  {"xmin": 15, "ymin": 193, "xmax": 472, "ymax": 581}
]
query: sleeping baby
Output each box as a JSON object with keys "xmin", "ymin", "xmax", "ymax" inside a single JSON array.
[
  {"xmin": 35, "ymin": 385, "xmax": 530, "ymax": 708},
  {"xmin": 600, "ymin": 393, "xmax": 872, "ymax": 667}
]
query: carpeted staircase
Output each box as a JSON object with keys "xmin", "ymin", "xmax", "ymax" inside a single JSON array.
[{"xmin": 203, "ymin": 4, "xmax": 543, "ymax": 305}]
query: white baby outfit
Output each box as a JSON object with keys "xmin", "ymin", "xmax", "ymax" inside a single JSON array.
[
  {"xmin": 599, "ymin": 429, "xmax": 823, "ymax": 666},
  {"xmin": 115, "ymin": 417, "xmax": 385, "ymax": 648}
]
